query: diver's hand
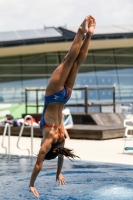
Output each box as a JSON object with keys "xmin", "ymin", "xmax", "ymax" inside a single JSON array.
[
  {"xmin": 56, "ymin": 173, "xmax": 66, "ymax": 186},
  {"xmin": 30, "ymin": 186, "xmax": 39, "ymax": 198}
]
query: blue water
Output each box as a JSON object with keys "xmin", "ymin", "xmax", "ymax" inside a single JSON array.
[{"xmin": 0, "ymin": 154, "xmax": 133, "ymax": 200}]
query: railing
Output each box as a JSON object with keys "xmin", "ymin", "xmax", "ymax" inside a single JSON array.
[
  {"xmin": 25, "ymin": 87, "xmax": 45, "ymax": 114},
  {"xmin": 1, "ymin": 123, "xmax": 11, "ymax": 155},
  {"xmin": 17, "ymin": 115, "xmax": 34, "ymax": 156},
  {"xmin": 25, "ymin": 86, "xmax": 116, "ymax": 114},
  {"xmin": 1, "ymin": 115, "xmax": 35, "ymax": 156},
  {"xmin": 67, "ymin": 86, "xmax": 116, "ymax": 114}
]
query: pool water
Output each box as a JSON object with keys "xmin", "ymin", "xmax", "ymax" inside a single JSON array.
[{"xmin": 0, "ymin": 154, "xmax": 133, "ymax": 200}]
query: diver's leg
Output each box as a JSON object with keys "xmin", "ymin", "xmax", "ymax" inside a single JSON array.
[
  {"xmin": 45, "ymin": 15, "xmax": 92, "ymax": 96},
  {"xmin": 64, "ymin": 16, "xmax": 96, "ymax": 90}
]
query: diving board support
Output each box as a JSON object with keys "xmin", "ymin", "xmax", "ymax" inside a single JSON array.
[{"xmin": 17, "ymin": 115, "xmax": 34, "ymax": 156}]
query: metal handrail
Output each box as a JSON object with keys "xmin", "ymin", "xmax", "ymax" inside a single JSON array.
[
  {"xmin": 17, "ymin": 115, "xmax": 34, "ymax": 156},
  {"xmin": 1, "ymin": 123, "xmax": 11, "ymax": 155}
]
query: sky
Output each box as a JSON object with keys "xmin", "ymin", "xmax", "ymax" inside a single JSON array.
[{"xmin": 0, "ymin": 0, "xmax": 133, "ymax": 32}]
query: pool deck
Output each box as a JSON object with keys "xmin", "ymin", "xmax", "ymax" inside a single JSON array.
[{"xmin": 0, "ymin": 135, "xmax": 133, "ymax": 166}]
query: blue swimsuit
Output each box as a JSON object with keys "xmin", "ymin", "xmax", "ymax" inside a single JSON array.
[{"xmin": 40, "ymin": 87, "xmax": 71, "ymax": 130}]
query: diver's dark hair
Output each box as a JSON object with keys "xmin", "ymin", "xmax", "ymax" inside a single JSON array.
[{"xmin": 45, "ymin": 145, "xmax": 80, "ymax": 161}]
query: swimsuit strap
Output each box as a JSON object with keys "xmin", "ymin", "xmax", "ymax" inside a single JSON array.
[{"xmin": 43, "ymin": 124, "xmax": 63, "ymax": 141}]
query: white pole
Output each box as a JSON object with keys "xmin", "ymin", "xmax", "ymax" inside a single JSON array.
[{"xmin": 8, "ymin": 124, "xmax": 10, "ymax": 155}]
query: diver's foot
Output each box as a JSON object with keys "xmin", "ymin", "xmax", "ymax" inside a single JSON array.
[
  {"xmin": 88, "ymin": 16, "xmax": 96, "ymax": 35},
  {"xmin": 80, "ymin": 15, "xmax": 96, "ymax": 35},
  {"xmin": 80, "ymin": 15, "xmax": 90, "ymax": 34}
]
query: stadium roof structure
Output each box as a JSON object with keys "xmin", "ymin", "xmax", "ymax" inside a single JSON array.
[
  {"xmin": 0, "ymin": 24, "xmax": 133, "ymax": 57},
  {"xmin": 0, "ymin": 27, "xmax": 75, "ymax": 47},
  {"xmin": 0, "ymin": 24, "xmax": 133, "ymax": 47},
  {"xmin": 67, "ymin": 24, "xmax": 133, "ymax": 39}
]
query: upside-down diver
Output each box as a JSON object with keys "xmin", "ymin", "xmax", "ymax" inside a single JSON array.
[{"xmin": 29, "ymin": 15, "xmax": 96, "ymax": 198}]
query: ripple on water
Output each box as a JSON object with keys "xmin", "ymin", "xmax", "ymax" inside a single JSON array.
[{"xmin": 0, "ymin": 155, "xmax": 133, "ymax": 200}]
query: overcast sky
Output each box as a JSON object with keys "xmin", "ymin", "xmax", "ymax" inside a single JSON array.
[{"xmin": 0, "ymin": 0, "xmax": 133, "ymax": 32}]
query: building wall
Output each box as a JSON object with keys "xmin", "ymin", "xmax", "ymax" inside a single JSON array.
[{"xmin": 0, "ymin": 47, "xmax": 133, "ymax": 113}]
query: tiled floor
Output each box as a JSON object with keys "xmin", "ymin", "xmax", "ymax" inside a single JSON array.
[{"xmin": 0, "ymin": 135, "xmax": 133, "ymax": 165}]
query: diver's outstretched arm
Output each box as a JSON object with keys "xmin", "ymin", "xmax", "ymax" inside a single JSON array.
[
  {"xmin": 29, "ymin": 138, "xmax": 53, "ymax": 198},
  {"xmin": 56, "ymin": 140, "xmax": 66, "ymax": 185}
]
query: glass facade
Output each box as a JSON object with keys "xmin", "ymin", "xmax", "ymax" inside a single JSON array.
[{"xmin": 0, "ymin": 47, "xmax": 133, "ymax": 111}]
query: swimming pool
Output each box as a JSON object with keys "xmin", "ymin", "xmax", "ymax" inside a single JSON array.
[{"xmin": 0, "ymin": 154, "xmax": 133, "ymax": 200}]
